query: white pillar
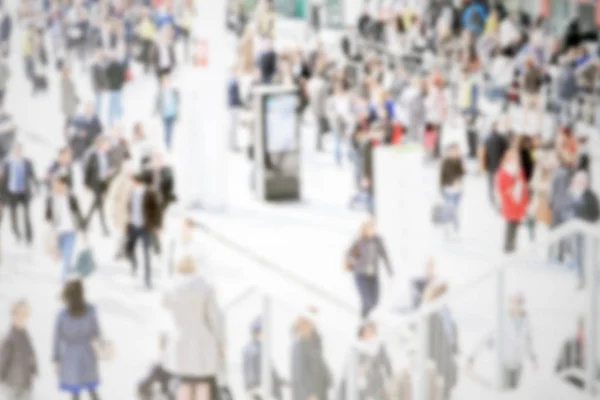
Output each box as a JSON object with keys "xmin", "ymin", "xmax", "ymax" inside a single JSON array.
[
  {"xmin": 183, "ymin": 0, "xmax": 228, "ymax": 210},
  {"xmin": 585, "ymin": 234, "xmax": 598, "ymax": 396},
  {"xmin": 261, "ymin": 295, "xmax": 273, "ymax": 399}
]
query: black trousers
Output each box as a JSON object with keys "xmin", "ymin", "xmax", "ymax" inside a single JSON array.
[
  {"xmin": 504, "ymin": 221, "xmax": 520, "ymax": 253},
  {"xmin": 355, "ymin": 274, "xmax": 379, "ymax": 318},
  {"xmin": 126, "ymin": 224, "xmax": 152, "ymax": 288},
  {"xmin": 138, "ymin": 364, "xmax": 173, "ymax": 399},
  {"xmin": 85, "ymin": 182, "xmax": 109, "ymax": 234},
  {"xmin": 8, "ymin": 193, "xmax": 32, "ymax": 245}
]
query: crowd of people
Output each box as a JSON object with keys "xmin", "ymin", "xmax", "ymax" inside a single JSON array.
[{"xmin": 0, "ymin": 0, "xmax": 598, "ymax": 399}]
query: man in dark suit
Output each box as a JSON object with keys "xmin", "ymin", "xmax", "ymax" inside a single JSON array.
[
  {"xmin": 46, "ymin": 147, "xmax": 74, "ymax": 190},
  {"xmin": 2, "ymin": 143, "xmax": 37, "ymax": 246},
  {"xmin": 341, "ymin": 26, "xmax": 361, "ymax": 62},
  {"xmin": 84, "ymin": 136, "xmax": 114, "ymax": 235},
  {"xmin": 71, "ymin": 102, "xmax": 103, "ymax": 161},
  {"xmin": 126, "ymin": 173, "xmax": 162, "ymax": 289}
]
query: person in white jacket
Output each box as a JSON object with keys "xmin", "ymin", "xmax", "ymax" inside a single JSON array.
[
  {"xmin": 468, "ymin": 292, "xmax": 538, "ymax": 390},
  {"xmin": 162, "ymin": 242, "xmax": 225, "ymax": 400}
]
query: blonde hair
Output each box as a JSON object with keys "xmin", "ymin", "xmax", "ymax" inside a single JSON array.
[
  {"xmin": 422, "ymin": 282, "xmax": 448, "ymax": 304},
  {"xmin": 10, "ymin": 299, "xmax": 28, "ymax": 317},
  {"xmin": 359, "ymin": 218, "xmax": 376, "ymax": 238},
  {"xmin": 175, "ymin": 256, "xmax": 195, "ymax": 274}
]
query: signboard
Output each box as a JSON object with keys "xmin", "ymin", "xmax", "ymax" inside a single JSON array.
[{"xmin": 265, "ymin": 94, "xmax": 299, "ymax": 153}]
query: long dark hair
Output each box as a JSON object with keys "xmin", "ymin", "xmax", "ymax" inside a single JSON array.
[{"xmin": 62, "ymin": 280, "xmax": 87, "ymax": 317}]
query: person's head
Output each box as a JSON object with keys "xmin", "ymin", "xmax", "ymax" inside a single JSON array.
[
  {"xmin": 10, "ymin": 299, "xmax": 30, "ymax": 329},
  {"xmin": 131, "ymin": 173, "xmax": 146, "ymax": 188},
  {"xmin": 96, "ymin": 136, "xmax": 109, "ymax": 152},
  {"xmin": 181, "ymin": 217, "xmax": 197, "ymax": 239},
  {"xmin": 161, "ymin": 74, "xmax": 171, "ymax": 88},
  {"xmin": 94, "ymin": 48, "xmax": 104, "ymax": 62},
  {"xmin": 175, "ymin": 255, "xmax": 195, "ymax": 275},
  {"xmin": 446, "ymin": 143, "xmax": 461, "ymax": 159},
  {"xmin": 501, "ymin": 148, "xmax": 521, "ymax": 175},
  {"xmin": 360, "ymin": 218, "xmax": 376, "ymax": 238},
  {"xmin": 12, "ymin": 143, "xmax": 23, "ymax": 158},
  {"xmin": 61, "ymin": 279, "xmax": 87, "ymax": 317},
  {"xmin": 151, "ymin": 153, "xmax": 164, "ymax": 169},
  {"xmin": 293, "ymin": 316, "xmax": 314, "ymax": 339},
  {"xmin": 61, "ymin": 65, "xmax": 71, "ymax": 79},
  {"xmin": 84, "ymin": 101, "xmax": 95, "ymax": 118},
  {"xmin": 524, "ymin": 56, "xmax": 534, "ymax": 69},
  {"xmin": 58, "ymin": 147, "xmax": 72, "ymax": 165},
  {"xmin": 358, "ymin": 321, "xmax": 377, "ymax": 340},
  {"xmin": 509, "ymin": 292, "xmax": 526, "ymax": 318},
  {"xmin": 133, "ymin": 122, "xmax": 145, "ymax": 139},
  {"xmin": 251, "ymin": 318, "xmax": 262, "ymax": 339},
  {"xmin": 52, "ymin": 176, "xmax": 69, "ymax": 195}
]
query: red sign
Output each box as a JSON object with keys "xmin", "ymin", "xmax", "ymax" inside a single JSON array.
[
  {"xmin": 597, "ymin": 0, "xmax": 600, "ymax": 26},
  {"xmin": 539, "ymin": 0, "xmax": 549, "ymax": 17},
  {"xmin": 193, "ymin": 39, "xmax": 208, "ymax": 67}
]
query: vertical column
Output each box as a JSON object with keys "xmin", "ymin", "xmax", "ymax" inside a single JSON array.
[
  {"xmin": 261, "ymin": 295, "xmax": 273, "ymax": 399},
  {"xmin": 496, "ymin": 267, "xmax": 506, "ymax": 391},
  {"xmin": 415, "ymin": 314, "xmax": 431, "ymax": 400},
  {"xmin": 585, "ymin": 234, "xmax": 598, "ymax": 396},
  {"xmin": 185, "ymin": 0, "xmax": 228, "ymax": 210},
  {"xmin": 346, "ymin": 346, "xmax": 358, "ymax": 400}
]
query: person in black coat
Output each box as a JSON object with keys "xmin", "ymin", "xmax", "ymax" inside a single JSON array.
[
  {"xmin": 484, "ymin": 122, "xmax": 509, "ymax": 206},
  {"xmin": 84, "ymin": 136, "xmax": 115, "ymax": 235},
  {"xmin": 126, "ymin": 173, "xmax": 162, "ymax": 289},
  {"xmin": 142, "ymin": 153, "xmax": 175, "ymax": 214},
  {"xmin": 71, "ymin": 102, "xmax": 103, "ymax": 159},
  {"xmin": 259, "ymin": 40, "xmax": 277, "ymax": 84},
  {"xmin": 46, "ymin": 147, "xmax": 74, "ymax": 190},
  {"xmin": 105, "ymin": 49, "xmax": 127, "ymax": 126},
  {"xmin": 341, "ymin": 26, "xmax": 361, "ymax": 62},
  {"xmin": 357, "ymin": 6, "xmax": 372, "ymax": 38},
  {"xmin": 1, "ymin": 144, "xmax": 37, "ymax": 246},
  {"xmin": 569, "ymin": 171, "xmax": 600, "ymax": 288}
]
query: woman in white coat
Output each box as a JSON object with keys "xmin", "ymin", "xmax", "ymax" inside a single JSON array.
[{"xmin": 162, "ymin": 231, "xmax": 225, "ymax": 400}]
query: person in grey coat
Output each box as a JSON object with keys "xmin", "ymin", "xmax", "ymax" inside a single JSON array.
[
  {"xmin": 60, "ymin": 66, "xmax": 80, "ymax": 134},
  {"xmin": 549, "ymin": 155, "xmax": 575, "ymax": 262},
  {"xmin": 291, "ymin": 315, "xmax": 331, "ymax": 400},
  {"xmin": 338, "ymin": 322, "xmax": 392, "ymax": 400},
  {"xmin": 423, "ymin": 282, "xmax": 458, "ymax": 400},
  {"xmin": 243, "ymin": 318, "xmax": 284, "ymax": 400},
  {"xmin": 0, "ymin": 55, "xmax": 10, "ymax": 106},
  {"xmin": 53, "ymin": 280, "xmax": 102, "ymax": 400},
  {"xmin": 346, "ymin": 218, "xmax": 393, "ymax": 318},
  {"xmin": 0, "ymin": 299, "xmax": 37, "ymax": 400}
]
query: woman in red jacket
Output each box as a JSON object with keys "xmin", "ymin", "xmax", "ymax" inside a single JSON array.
[{"xmin": 496, "ymin": 148, "xmax": 529, "ymax": 253}]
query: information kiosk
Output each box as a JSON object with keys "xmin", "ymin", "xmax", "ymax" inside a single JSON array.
[{"xmin": 253, "ymin": 85, "xmax": 301, "ymax": 201}]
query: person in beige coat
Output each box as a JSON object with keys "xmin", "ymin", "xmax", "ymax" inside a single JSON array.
[
  {"xmin": 106, "ymin": 163, "xmax": 134, "ymax": 258},
  {"xmin": 163, "ymin": 253, "xmax": 225, "ymax": 400}
]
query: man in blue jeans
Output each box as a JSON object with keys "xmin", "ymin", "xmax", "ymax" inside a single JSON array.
[
  {"xmin": 157, "ymin": 75, "xmax": 179, "ymax": 150},
  {"xmin": 125, "ymin": 174, "xmax": 162, "ymax": 289}
]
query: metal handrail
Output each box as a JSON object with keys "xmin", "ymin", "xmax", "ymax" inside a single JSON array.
[{"xmin": 374, "ymin": 220, "xmax": 600, "ymax": 328}]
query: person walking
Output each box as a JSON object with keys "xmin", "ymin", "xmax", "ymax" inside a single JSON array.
[
  {"xmin": 162, "ymin": 250, "xmax": 225, "ymax": 400},
  {"xmin": 0, "ymin": 53, "xmax": 10, "ymax": 107},
  {"xmin": 47, "ymin": 147, "xmax": 74, "ymax": 190},
  {"xmin": 84, "ymin": 137, "xmax": 115, "ymax": 236},
  {"xmin": 469, "ymin": 292, "xmax": 538, "ymax": 390},
  {"xmin": 105, "ymin": 48, "xmax": 127, "ymax": 126},
  {"xmin": 2, "ymin": 144, "xmax": 37, "ymax": 247},
  {"xmin": 242, "ymin": 318, "xmax": 284, "ymax": 400},
  {"xmin": 53, "ymin": 280, "xmax": 103, "ymax": 400},
  {"xmin": 439, "ymin": 143, "xmax": 465, "ymax": 238},
  {"xmin": 345, "ymin": 218, "xmax": 393, "ymax": 318},
  {"xmin": 338, "ymin": 321, "xmax": 392, "ymax": 400},
  {"xmin": 290, "ymin": 315, "xmax": 331, "ymax": 400},
  {"xmin": 496, "ymin": 148, "xmax": 529, "ymax": 253},
  {"xmin": 142, "ymin": 153, "xmax": 176, "ymax": 215},
  {"xmin": 153, "ymin": 26, "xmax": 176, "ymax": 80},
  {"xmin": 46, "ymin": 177, "xmax": 85, "ymax": 281},
  {"xmin": 60, "ymin": 65, "xmax": 80, "ymax": 136},
  {"xmin": 90, "ymin": 49, "xmax": 107, "ymax": 119},
  {"xmin": 484, "ymin": 120, "xmax": 509, "ymax": 206},
  {"xmin": 156, "ymin": 75, "xmax": 179, "ymax": 151},
  {"xmin": 0, "ymin": 300, "xmax": 37, "ymax": 400},
  {"xmin": 568, "ymin": 171, "xmax": 599, "ymax": 288},
  {"xmin": 423, "ymin": 282, "xmax": 458, "ymax": 400},
  {"xmin": 549, "ymin": 152, "xmax": 575, "ymax": 262},
  {"xmin": 125, "ymin": 173, "xmax": 162, "ymax": 289}
]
